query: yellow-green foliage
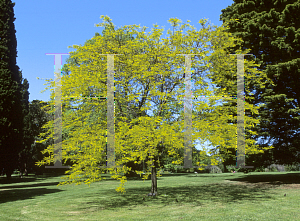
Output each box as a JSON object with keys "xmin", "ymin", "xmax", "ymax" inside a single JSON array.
[{"xmin": 36, "ymin": 15, "xmax": 274, "ymax": 193}]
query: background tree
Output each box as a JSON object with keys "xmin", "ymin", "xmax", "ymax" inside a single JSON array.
[
  {"xmin": 17, "ymin": 74, "xmax": 30, "ymax": 176},
  {"xmin": 220, "ymin": 0, "xmax": 300, "ymax": 166},
  {"xmin": 17, "ymin": 100, "xmax": 53, "ymax": 176},
  {"xmin": 36, "ymin": 15, "xmax": 273, "ymax": 195},
  {"xmin": 0, "ymin": 0, "xmax": 26, "ymax": 179}
]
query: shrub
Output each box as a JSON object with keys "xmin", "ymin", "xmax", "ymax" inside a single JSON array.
[
  {"xmin": 188, "ymin": 168, "xmax": 195, "ymax": 173},
  {"xmin": 226, "ymin": 165, "xmax": 236, "ymax": 172},
  {"xmin": 254, "ymin": 166, "xmax": 264, "ymax": 172},
  {"xmin": 205, "ymin": 165, "xmax": 222, "ymax": 173},
  {"xmin": 164, "ymin": 164, "xmax": 189, "ymax": 173},
  {"xmin": 164, "ymin": 163, "xmax": 176, "ymax": 173},
  {"xmin": 285, "ymin": 164, "xmax": 300, "ymax": 172},
  {"xmin": 238, "ymin": 167, "xmax": 253, "ymax": 173},
  {"xmin": 268, "ymin": 164, "xmax": 285, "ymax": 172},
  {"xmin": 226, "ymin": 165, "xmax": 256, "ymax": 173},
  {"xmin": 264, "ymin": 168, "xmax": 269, "ymax": 172},
  {"xmin": 217, "ymin": 163, "xmax": 225, "ymax": 173}
]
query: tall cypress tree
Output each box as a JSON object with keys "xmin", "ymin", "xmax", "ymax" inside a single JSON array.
[
  {"xmin": 0, "ymin": 0, "xmax": 26, "ymax": 178},
  {"xmin": 220, "ymin": 0, "xmax": 300, "ymax": 165},
  {"xmin": 18, "ymin": 75, "xmax": 30, "ymax": 176}
]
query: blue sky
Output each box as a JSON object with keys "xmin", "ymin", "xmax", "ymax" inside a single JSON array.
[
  {"xmin": 14, "ymin": 0, "xmax": 236, "ymax": 152},
  {"xmin": 14, "ymin": 0, "xmax": 234, "ymax": 102}
]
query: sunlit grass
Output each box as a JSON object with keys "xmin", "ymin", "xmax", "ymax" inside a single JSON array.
[{"xmin": 0, "ymin": 171, "xmax": 299, "ymax": 220}]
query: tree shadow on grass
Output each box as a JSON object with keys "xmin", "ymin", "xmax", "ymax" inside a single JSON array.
[
  {"xmin": 226, "ymin": 172, "xmax": 300, "ymax": 186},
  {"xmin": 0, "ymin": 173, "xmax": 68, "ymax": 185},
  {"xmin": 159, "ymin": 173, "xmax": 192, "ymax": 177},
  {"xmin": 187, "ymin": 173, "xmax": 234, "ymax": 178},
  {"xmin": 0, "ymin": 181, "xmax": 61, "ymax": 190},
  {"xmin": 77, "ymin": 180, "xmax": 277, "ymax": 211},
  {"xmin": 0, "ymin": 175, "xmax": 40, "ymax": 185},
  {"xmin": 0, "ymin": 175, "xmax": 65, "ymax": 204},
  {"xmin": 0, "ymin": 187, "xmax": 63, "ymax": 204},
  {"xmin": 104, "ymin": 173, "xmax": 190, "ymax": 181},
  {"xmin": 0, "ymin": 174, "xmax": 62, "ymax": 188}
]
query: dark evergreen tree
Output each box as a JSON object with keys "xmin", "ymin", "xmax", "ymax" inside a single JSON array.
[
  {"xmin": 17, "ymin": 99, "xmax": 54, "ymax": 176},
  {"xmin": 17, "ymin": 74, "xmax": 30, "ymax": 176},
  {"xmin": 27, "ymin": 100, "xmax": 53, "ymax": 175},
  {"xmin": 220, "ymin": 0, "xmax": 300, "ymax": 165},
  {"xmin": 0, "ymin": 0, "xmax": 25, "ymax": 179}
]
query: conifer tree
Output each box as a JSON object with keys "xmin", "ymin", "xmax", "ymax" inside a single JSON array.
[
  {"xmin": 220, "ymin": 0, "xmax": 300, "ymax": 165},
  {"xmin": 17, "ymin": 74, "xmax": 30, "ymax": 176},
  {"xmin": 0, "ymin": 0, "xmax": 26, "ymax": 178}
]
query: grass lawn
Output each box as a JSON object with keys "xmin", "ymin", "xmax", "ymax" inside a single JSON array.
[{"xmin": 0, "ymin": 171, "xmax": 300, "ymax": 220}]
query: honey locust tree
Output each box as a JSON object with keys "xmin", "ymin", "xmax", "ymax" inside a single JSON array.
[
  {"xmin": 195, "ymin": 21, "xmax": 276, "ymax": 171},
  {"xmin": 61, "ymin": 30, "xmax": 146, "ymax": 176},
  {"xmin": 36, "ymin": 15, "xmax": 273, "ymax": 195}
]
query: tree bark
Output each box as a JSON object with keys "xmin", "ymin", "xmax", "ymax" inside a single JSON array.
[
  {"xmin": 150, "ymin": 165, "xmax": 157, "ymax": 195},
  {"xmin": 5, "ymin": 168, "xmax": 13, "ymax": 179}
]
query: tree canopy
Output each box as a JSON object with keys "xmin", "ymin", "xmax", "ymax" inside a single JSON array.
[
  {"xmin": 220, "ymin": 0, "xmax": 300, "ymax": 165},
  {"xmin": 36, "ymin": 15, "xmax": 274, "ymax": 194},
  {"xmin": 0, "ymin": 0, "xmax": 28, "ymax": 178}
]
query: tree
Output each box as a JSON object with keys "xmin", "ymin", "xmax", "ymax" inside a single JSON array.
[
  {"xmin": 17, "ymin": 75, "xmax": 30, "ymax": 176},
  {"xmin": 220, "ymin": 0, "xmax": 300, "ymax": 165},
  {"xmin": 17, "ymin": 100, "xmax": 53, "ymax": 176},
  {"xmin": 61, "ymin": 31, "xmax": 146, "ymax": 177},
  {"xmin": 36, "ymin": 15, "xmax": 273, "ymax": 195},
  {"xmin": 0, "ymin": 0, "xmax": 25, "ymax": 179}
]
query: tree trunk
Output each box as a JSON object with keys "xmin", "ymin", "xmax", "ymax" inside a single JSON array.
[
  {"xmin": 6, "ymin": 169, "xmax": 12, "ymax": 179},
  {"xmin": 150, "ymin": 166, "xmax": 157, "ymax": 195},
  {"xmin": 223, "ymin": 161, "xmax": 228, "ymax": 173},
  {"xmin": 24, "ymin": 166, "xmax": 28, "ymax": 176}
]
